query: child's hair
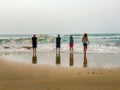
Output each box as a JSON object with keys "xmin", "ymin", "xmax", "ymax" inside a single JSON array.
[
  {"xmin": 83, "ymin": 33, "xmax": 88, "ymax": 38},
  {"xmin": 70, "ymin": 35, "xmax": 73, "ymax": 39}
]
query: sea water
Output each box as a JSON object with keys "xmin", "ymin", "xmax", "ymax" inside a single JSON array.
[{"xmin": 0, "ymin": 33, "xmax": 120, "ymax": 54}]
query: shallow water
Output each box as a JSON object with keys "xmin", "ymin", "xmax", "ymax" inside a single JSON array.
[{"xmin": 1, "ymin": 51, "xmax": 120, "ymax": 68}]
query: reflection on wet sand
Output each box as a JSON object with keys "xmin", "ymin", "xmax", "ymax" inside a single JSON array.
[
  {"xmin": 56, "ymin": 53, "xmax": 61, "ymax": 65},
  {"xmin": 69, "ymin": 53, "xmax": 74, "ymax": 66},
  {"xmin": 83, "ymin": 55, "xmax": 87, "ymax": 68},
  {"xmin": 32, "ymin": 55, "xmax": 37, "ymax": 64}
]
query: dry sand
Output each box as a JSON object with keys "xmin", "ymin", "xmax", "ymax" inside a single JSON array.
[{"xmin": 0, "ymin": 58, "xmax": 120, "ymax": 90}]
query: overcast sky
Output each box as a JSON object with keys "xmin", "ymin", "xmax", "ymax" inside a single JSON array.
[{"xmin": 0, "ymin": 0, "xmax": 120, "ymax": 34}]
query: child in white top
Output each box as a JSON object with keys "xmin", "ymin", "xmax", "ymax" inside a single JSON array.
[{"xmin": 82, "ymin": 33, "xmax": 90, "ymax": 56}]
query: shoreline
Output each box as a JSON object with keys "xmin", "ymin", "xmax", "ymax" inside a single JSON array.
[{"xmin": 1, "ymin": 52, "xmax": 120, "ymax": 68}]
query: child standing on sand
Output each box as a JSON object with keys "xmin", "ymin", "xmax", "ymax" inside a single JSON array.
[{"xmin": 82, "ymin": 33, "xmax": 90, "ymax": 56}]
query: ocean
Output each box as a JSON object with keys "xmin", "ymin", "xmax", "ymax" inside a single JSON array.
[{"xmin": 0, "ymin": 33, "xmax": 120, "ymax": 54}]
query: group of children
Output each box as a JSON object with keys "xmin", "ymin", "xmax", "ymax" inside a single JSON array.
[
  {"xmin": 32, "ymin": 33, "xmax": 90, "ymax": 56},
  {"xmin": 56, "ymin": 33, "xmax": 90, "ymax": 56}
]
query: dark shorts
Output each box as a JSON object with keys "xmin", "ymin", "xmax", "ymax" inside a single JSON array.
[
  {"xmin": 32, "ymin": 44, "xmax": 37, "ymax": 48},
  {"xmin": 56, "ymin": 44, "xmax": 60, "ymax": 48},
  {"xmin": 83, "ymin": 43, "xmax": 87, "ymax": 47}
]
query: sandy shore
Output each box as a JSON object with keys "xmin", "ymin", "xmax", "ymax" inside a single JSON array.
[{"xmin": 0, "ymin": 58, "xmax": 120, "ymax": 90}]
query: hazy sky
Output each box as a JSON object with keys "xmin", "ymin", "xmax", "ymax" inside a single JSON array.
[{"xmin": 0, "ymin": 0, "xmax": 120, "ymax": 34}]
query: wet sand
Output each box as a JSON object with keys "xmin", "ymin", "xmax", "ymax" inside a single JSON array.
[
  {"xmin": 1, "ymin": 52, "xmax": 120, "ymax": 68},
  {"xmin": 0, "ymin": 56, "xmax": 120, "ymax": 90}
]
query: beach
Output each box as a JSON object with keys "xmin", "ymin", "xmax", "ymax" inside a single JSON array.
[
  {"xmin": 0, "ymin": 0, "xmax": 120, "ymax": 89},
  {"xmin": 0, "ymin": 34, "xmax": 120, "ymax": 90},
  {"xmin": 0, "ymin": 52, "xmax": 120, "ymax": 90}
]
